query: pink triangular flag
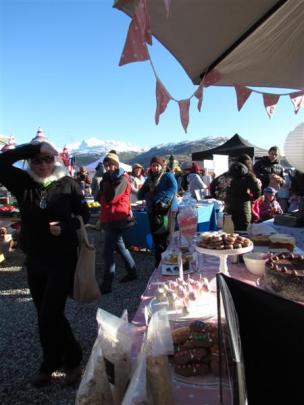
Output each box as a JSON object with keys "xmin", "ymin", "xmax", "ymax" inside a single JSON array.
[
  {"xmin": 155, "ymin": 79, "xmax": 171, "ymax": 124},
  {"xmin": 178, "ymin": 99, "xmax": 190, "ymax": 133},
  {"xmin": 194, "ymin": 84, "xmax": 204, "ymax": 111},
  {"xmin": 235, "ymin": 85, "xmax": 252, "ymax": 111},
  {"xmin": 136, "ymin": 0, "xmax": 152, "ymax": 45},
  {"xmin": 163, "ymin": 0, "xmax": 172, "ymax": 18},
  {"xmin": 203, "ymin": 69, "xmax": 221, "ymax": 86},
  {"xmin": 119, "ymin": 15, "xmax": 150, "ymax": 66},
  {"xmin": 263, "ymin": 94, "xmax": 280, "ymax": 118},
  {"xmin": 290, "ymin": 90, "xmax": 304, "ymax": 114}
]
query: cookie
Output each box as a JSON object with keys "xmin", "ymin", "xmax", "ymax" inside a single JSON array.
[
  {"xmin": 189, "ymin": 320, "xmax": 208, "ymax": 333},
  {"xmin": 173, "ymin": 348, "xmax": 208, "ymax": 365},
  {"xmin": 175, "ymin": 362, "xmax": 209, "ymax": 377},
  {"xmin": 172, "ymin": 327, "xmax": 191, "ymax": 345}
]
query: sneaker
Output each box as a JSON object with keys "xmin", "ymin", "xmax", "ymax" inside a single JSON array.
[
  {"xmin": 65, "ymin": 365, "xmax": 82, "ymax": 386},
  {"xmin": 31, "ymin": 371, "xmax": 52, "ymax": 388},
  {"xmin": 119, "ymin": 273, "xmax": 137, "ymax": 283}
]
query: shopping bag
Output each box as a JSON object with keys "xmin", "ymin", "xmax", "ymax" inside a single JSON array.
[{"xmin": 73, "ymin": 215, "xmax": 101, "ymax": 304}]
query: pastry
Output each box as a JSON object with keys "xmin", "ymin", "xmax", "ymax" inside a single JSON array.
[
  {"xmin": 268, "ymin": 234, "xmax": 295, "ymax": 252},
  {"xmin": 264, "ymin": 253, "xmax": 304, "ymax": 301}
]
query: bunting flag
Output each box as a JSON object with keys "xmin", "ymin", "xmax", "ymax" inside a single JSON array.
[
  {"xmin": 203, "ymin": 69, "xmax": 221, "ymax": 86},
  {"xmin": 194, "ymin": 84, "xmax": 203, "ymax": 111},
  {"xmin": 235, "ymin": 84, "xmax": 252, "ymax": 111},
  {"xmin": 155, "ymin": 79, "xmax": 172, "ymax": 124},
  {"xmin": 263, "ymin": 93, "xmax": 280, "ymax": 118},
  {"xmin": 136, "ymin": 0, "xmax": 152, "ymax": 45},
  {"xmin": 163, "ymin": 0, "xmax": 172, "ymax": 18},
  {"xmin": 178, "ymin": 99, "xmax": 190, "ymax": 133},
  {"xmin": 119, "ymin": 18, "xmax": 149, "ymax": 66},
  {"xmin": 290, "ymin": 90, "xmax": 304, "ymax": 114},
  {"xmin": 119, "ymin": 0, "xmax": 151, "ymax": 66}
]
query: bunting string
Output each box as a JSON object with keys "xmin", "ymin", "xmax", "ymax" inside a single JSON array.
[{"xmin": 118, "ymin": 0, "xmax": 304, "ymax": 131}]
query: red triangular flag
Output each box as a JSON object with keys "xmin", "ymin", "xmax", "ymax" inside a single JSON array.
[
  {"xmin": 194, "ymin": 84, "xmax": 204, "ymax": 111},
  {"xmin": 155, "ymin": 79, "xmax": 171, "ymax": 124},
  {"xmin": 263, "ymin": 94, "xmax": 280, "ymax": 118},
  {"xmin": 136, "ymin": 0, "xmax": 152, "ymax": 45},
  {"xmin": 203, "ymin": 69, "xmax": 221, "ymax": 87},
  {"xmin": 235, "ymin": 84, "xmax": 252, "ymax": 111},
  {"xmin": 290, "ymin": 90, "xmax": 304, "ymax": 114},
  {"xmin": 119, "ymin": 16, "xmax": 149, "ymax": 66},
  {"xmin": 178, "ymin": 99, "xmax": 190, "ymax": 133}
]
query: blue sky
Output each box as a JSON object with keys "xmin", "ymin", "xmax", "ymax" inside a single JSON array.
[{"xmin": 0, "ymin": 0, "xmax": 303, "ymax": 152}]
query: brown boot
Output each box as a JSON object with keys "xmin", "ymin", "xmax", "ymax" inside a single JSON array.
[
  {"xmin": 31, "ymin": 371, "xmax": 52, "ymax": 388},
  {"xmin": 65, "ymin": 365, "xmax": 82, "ymax": 386}
]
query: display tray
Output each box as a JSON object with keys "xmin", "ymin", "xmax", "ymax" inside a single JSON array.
[
  {"xmin": 170, "ymin": 363, "xmax": 221, "ymax": 388},
  {"xmin": 196, "ymin": 243, "xmax": 253, "ymax": 257},
  {"xmin": 256, "ymin": 276, "xmax": 304, "ymax": 304},
  {"xmin": 148, "ymin": 295, "xmax": 216, "ymax": 322}
]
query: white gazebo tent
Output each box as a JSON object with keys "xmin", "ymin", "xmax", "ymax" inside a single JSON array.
[{"xmin": 85, "ymin": 156, "xmax": 132, "ymax": 175}]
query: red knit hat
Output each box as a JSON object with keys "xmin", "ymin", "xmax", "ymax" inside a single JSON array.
[
  {"xmin": 150, "ymin": 156, "xmax": 165, "ymax": 167},
  {"xmin": 191, "ymin": 162, "xmax": 201, "ymax": 173}
]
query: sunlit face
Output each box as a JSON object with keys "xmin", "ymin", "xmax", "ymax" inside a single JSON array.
[
  {"xmin": 268, "ymin": 150, "xmax": 278, "ymax": 161},
  {"xmin": 30, "ymin": 154, "xmax": 55, "ymax": 178},
  {"xmin": 104, "ymin": 162, "xmax": 118, "ymax": 173},
  {"xmin": 150, "ymin": 162, "xmax": 162, "ymax": 173},
  {"xmin": 133, "ymin": 167, "xmax": 142, "ymax": 176}
]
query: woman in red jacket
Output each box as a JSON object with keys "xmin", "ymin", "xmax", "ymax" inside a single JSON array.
[{"xmin": 99, "ymin": 151, "xmax": 137, "ymax": 294}]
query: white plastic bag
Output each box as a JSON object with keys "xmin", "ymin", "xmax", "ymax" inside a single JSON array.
[
  {"xmin": 75, "ymin": 334, "xmax": 114, "ymax": 405},
  {"xmin": 122, "ymin": 309, "xmax": 174, "ymax": 405},
  {"xmin": 97, "ymin": 308, "xmax": 136, "ymax": 405}
]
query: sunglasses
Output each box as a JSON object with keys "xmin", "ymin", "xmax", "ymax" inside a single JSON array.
[{"xmin": 31, "ymin": 156, "xmax": 55, "ymax": 165}]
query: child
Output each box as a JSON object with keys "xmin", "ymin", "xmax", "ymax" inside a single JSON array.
[{"xmin": 259, "ymin": 187, "xmax": 283, "ymax": 221}]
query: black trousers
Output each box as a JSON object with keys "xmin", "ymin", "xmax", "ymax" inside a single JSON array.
[
  {"xmin": 26, "ymin": 255, "xmax": 82, "ymax": 373},
  {"xmin": 151, "ymin": 231, "xmax": 169, "ymax": 268}
]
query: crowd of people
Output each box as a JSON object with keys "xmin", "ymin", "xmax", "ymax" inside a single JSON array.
[{"xmin": 0, "ymin": 138, "xmax": 302, "ymax": 389}]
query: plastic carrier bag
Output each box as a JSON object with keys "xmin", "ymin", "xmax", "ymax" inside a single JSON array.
[{"xmin": 122, "ymin": 309, "xmax": 174, "ymax": 405}]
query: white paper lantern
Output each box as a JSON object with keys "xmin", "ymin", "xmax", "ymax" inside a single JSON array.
[{"xmin": 284, "ymin": 123, "xmax": 304, "ymax": 172}]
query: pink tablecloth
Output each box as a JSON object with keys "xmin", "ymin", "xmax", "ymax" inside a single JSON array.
[{"xmin": 131, "ymin": 254, "xmax": 258, "ymax": 405}]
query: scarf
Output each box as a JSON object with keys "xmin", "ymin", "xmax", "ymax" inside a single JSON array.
[{"xmin": 27, "ymin": 165, "xmax": 68, "ymax": 188}]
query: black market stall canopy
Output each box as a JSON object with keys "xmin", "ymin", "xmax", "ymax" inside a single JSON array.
[{"xmin": 192, "ymin": 134, "xmax": 268, "ymax": 161}]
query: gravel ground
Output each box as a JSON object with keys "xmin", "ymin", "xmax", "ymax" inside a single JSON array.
[{"xmin": 0, "ymin": 228, "xmax": 155, "ymax": 404}]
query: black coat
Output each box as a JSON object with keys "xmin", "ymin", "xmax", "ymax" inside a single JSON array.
[
  {"xmin": 226, "ymin": 163, "xmax": 261, "ymax": 230},
  {"xmin": 0, "ymin": 144, "xmax": 89, "ymax": 261},
  {"xmin": 253, "ymin": 156, "xmax": 284, "ymax": 190}
]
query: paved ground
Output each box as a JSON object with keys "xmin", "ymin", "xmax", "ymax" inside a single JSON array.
[{"xmin": 0, "ymin": 228, "xmax": 155, "ymax": 404}]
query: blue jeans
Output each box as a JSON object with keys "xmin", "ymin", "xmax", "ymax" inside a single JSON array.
[{"xmin": 103, "ymin": 228, "xmax": 136, "ymax": 280}]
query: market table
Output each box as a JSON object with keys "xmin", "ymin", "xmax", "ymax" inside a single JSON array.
[
  {"xmin": 131, "ymin": 253, "xmax": 257, "ymax": 405},
  {"xmin": 124, "ymin": 203, "xmax": 217, "ymax": 250}
]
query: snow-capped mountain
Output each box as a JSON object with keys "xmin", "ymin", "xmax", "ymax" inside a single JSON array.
[{"xmin": 66, "ymin": 138, "xmax": 146, "ymax": 155}]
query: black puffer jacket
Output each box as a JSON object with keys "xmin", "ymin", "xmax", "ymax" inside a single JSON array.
[
  {"xmin": 253, "ymin": 156, "xmax": 284, "ymax": 190},
  {"xmin": 0, "ymin": 144, "xmax": 89, "ymax": 261},
  {"xmin": 226, "ymin": 162, "xmax": 261, "ymax": 230}
]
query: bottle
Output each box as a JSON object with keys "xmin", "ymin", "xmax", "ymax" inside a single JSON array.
[{"xmin": 223, "ymin": 214, "xmax": 235, "ymax": 235}]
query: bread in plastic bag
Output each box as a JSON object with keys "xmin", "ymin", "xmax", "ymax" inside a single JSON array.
[
  {"xmin": 75, "ymin": 334, "xmax": 114, "ymax": 405},
  {"xmin": 97, "ymin": 308, "xmax": 136, "ymax": 405},
  {"xmin": 122, "ymin": 308, "xmax": 175, "ymax": 405}
]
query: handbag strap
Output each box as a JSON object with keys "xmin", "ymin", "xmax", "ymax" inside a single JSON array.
[{"xmin": 76, "ymin": 215, "xmax": 95, "ymax": 250}]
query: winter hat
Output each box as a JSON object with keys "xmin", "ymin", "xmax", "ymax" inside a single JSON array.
[
  {"xmin": 191, "ymin": 162, "xmax": 201, "ymax": 174},
  {"xmin": 132, "ymin": 163, "xmax": 143, "ymax": 170},
  {"xmin": 103, "ymin": 150, "xmax": 120, "ymax": 167},
  {"xmin": 150, "ymin": 156, "xmax": 165, "ymax": 167},
  {"xmin": 264, "ymin": 186, "xmax": 276, "ymax": 195}
]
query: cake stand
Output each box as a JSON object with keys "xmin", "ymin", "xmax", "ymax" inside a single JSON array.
[{"xmin": 195, "ymin": 244, "xmax": 253, "ymax": 275}]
